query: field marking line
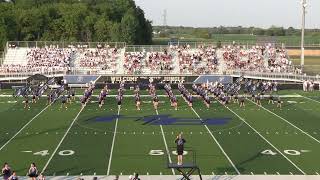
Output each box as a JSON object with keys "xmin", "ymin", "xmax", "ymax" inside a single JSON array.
[
  {"xmin": 41, "ymin": 105, "xmax": 85, "ymax": 174},
  {"xmin": 222, "ymin": 104, "xmax": 306, "ymax": 175},
  {"xmin": 0, "ymin": 94, "xmax": 305, "ymax": 98},
  {"xmin": 107, "ymin": 106, "xmax": 121, "ymax": 176},
  {"xmin": 248, "ymin": 98, "xmax": 320, "ymax": 144},
  {"xmin": 0, "ymin": 104, "xmax": 51, "ymax": 151},
  {"xmin": 190, "ymin": 107, "xmax": 241, "ymax": 175},
  {"xmin": 156, "ymin": 109, "xmax": 176, "ymax": 175},
  {"xmin": 298, "ymin": 94, "xmax": 320, "ymax": 104}
]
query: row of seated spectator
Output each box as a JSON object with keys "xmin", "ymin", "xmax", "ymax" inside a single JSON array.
[
  {"xmin": 123, "ymin": 52, "xmax": 144, "ymax": 74},
  {"xmin": 146, "ymin": 50, "xmax": 174, "ymax": 73},
  {"xmin": 175, "ymin": 45, "xmax": 219, "ymax": 74},
  {"xmin": 123, "ymin": 50, "xmax": 174, "ymax": 74},
  {"xmin": 0, "ymin": 45, "xmax": 72, "ymax": 74},
  {"xmin": 77, "ymin": 45, "xmax": 119, "ymax": 72},
  {"xmin": 265, "ymin": 46, "xmax": 295, "ymax": 73},
  {"xmin": 221, "ymin": 45, "xmax": 298, "ymax": 74}
]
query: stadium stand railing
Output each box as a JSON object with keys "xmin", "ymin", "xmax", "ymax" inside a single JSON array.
[
  {"xmin": 232, "ymin": 71, "xmax": 320, "ymax": 82},
  {"xmin": 6, "ymin": 41, "xmax": 126, "ymax": 49},
  {"xmin": 125, "ymin": 45, "xmax": 170, "ymax": 52},
  {"xmin": 168, "ymin": 41, "xmax": 286, "ymax": 48}
]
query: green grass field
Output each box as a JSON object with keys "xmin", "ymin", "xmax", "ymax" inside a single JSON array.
[
  {"xmin": 291, "ymin": 56, "xmax": 320, "ymax": 75},
  {"xmin": 153, "ymin": 34, "xmax": 320, "ymax": 46},
  {"xmin": 0, "ymin": 89, "xmax": 320, "ymax": 176}
]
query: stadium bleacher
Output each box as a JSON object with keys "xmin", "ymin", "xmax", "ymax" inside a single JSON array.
[{"xmin": 0, "ymin": 43, "xmax": 300, "ymax": 76}]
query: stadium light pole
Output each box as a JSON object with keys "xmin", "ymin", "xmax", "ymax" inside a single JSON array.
[{"xmin": 300, "ymin": 0, "xmax": 307, "ymax": 69}]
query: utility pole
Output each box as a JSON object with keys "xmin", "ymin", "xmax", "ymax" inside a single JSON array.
[{"xmin": 300, "ymin": 0, "xmax": 307, "ymax": 69}]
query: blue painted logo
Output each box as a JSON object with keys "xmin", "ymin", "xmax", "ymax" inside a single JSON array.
[{"xmin": 90, "ymin": 115, "xmax": 231, "ymax": 126}]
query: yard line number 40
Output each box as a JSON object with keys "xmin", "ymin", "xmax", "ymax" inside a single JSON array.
[
  {"xmin": 31, "ymin": 150, "xmax": 75, "ymax": 156},
  {"xmin": 261, "ymin": 149, "xmax": 309, "ymax": 156}
]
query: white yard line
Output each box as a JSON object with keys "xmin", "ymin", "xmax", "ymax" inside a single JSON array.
[
  {"xmin": 0, "ymin": 94, "xmax": 306, "ymax": 98},
  {"xmin": 298, "ymin": 94, "xmax": 320, "ymax": 104},
  {"xmin": 0, "ymin": 104, "xmax": 51, "ymax": 151},
  {"xmin": 156, "ymin": 109, "xmax": 176, "ymax": 175},
  {"xmin": 223, "ymin": 104, "xmax": 306, "ymax": 175},
  {"xmin": 248, "ymin": 99, "xmax": 320, "ymax": 144},
  {"xmin": 190, "ymin": 107, "xmax": 241, "ymax": 175},
  {"xmin": 107, "ymin": 106, "xmax": 121, "ymax": 176},
  {"xmin": 41, "ymin": 105, "xmax": 85, "ymax": 174}
]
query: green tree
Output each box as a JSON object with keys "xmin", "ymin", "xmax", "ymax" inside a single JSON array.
[
  {"xmin": 94, "ymin": 18, "xmax": 113, "ymax": 41},
  {"xmin": 120, "ymin": 9, "xmax": 139, "ymax": 44},
  {"xmin": 0, "ymin": 0, "xmax": 153, "ymax": 49}
]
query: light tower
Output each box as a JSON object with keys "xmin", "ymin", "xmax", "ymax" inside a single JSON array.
[{"xmin": 300, "ymin": 0, "xmax": 307, "ymax": 69}]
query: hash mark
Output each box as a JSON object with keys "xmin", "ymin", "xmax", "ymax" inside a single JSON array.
[
  {"xmin": 251, "ymin": 172, "xmax": 254, "ymax": 175},
  {"xmin": 264, "ymin": 172, "xmax": 267, "ymax": 175},
  {"xmin": 289, "ymin": 172, "xmax": 293, "ymax": 175},
  {"xmin": 276, "ymin": 172, "xmax": 280, "ymax": 175}
]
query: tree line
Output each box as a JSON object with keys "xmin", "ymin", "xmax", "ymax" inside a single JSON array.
[
  {"xmin": 0, "ymin": 0, "xmax": 153, "ymax": 48},
  {"xmin": 154, "ymin": 26, "xmax": 320, "ymax": 39}
]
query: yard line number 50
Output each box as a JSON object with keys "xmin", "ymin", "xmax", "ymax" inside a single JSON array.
[{"xmin": 149, "ymin": 150, "xmax": 188, "ymax": 156}]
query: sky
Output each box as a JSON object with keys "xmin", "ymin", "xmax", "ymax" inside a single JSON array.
[{"xmin": 134, "ymin": 0, "xmax": 320, "ymax": 28}]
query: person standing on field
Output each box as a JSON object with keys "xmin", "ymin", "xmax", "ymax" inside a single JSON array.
[{"xmin": 175, "ymin": 132, "xmax": 186, "ymax": 165}]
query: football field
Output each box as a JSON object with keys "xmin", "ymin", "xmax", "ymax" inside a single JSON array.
[{"xmin": 0, "ymin": 89, "xmax": 320, "ymax": 176}]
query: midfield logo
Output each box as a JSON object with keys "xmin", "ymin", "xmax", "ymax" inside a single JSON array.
[{"xmin": 91, "ymin": 115, "xmax": 231, "ymax": 126}]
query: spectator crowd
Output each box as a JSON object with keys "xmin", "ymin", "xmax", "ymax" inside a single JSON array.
[{"xmin": 0, "ymin": 43, "xmax": 304, "ymax": 75}]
